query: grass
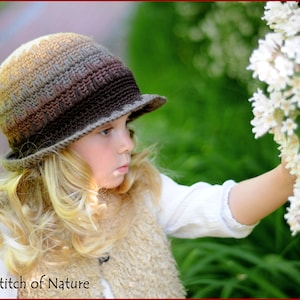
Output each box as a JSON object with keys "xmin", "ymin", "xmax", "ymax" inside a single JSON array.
[{"xmin": 126, "ymin": 2, "xmax": 300, "ymax": 298}]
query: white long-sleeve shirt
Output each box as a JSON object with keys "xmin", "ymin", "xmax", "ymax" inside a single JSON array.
[{"xmin": 0, "ymin": 174, "xmax": 255, "ymax": 298}]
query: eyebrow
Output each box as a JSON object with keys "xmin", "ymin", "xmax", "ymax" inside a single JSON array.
[{"xmin": 95, "ymin": 116, "xmax": 129, "ymax": 131}]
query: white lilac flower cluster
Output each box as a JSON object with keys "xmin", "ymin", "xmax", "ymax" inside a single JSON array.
[
  {"xmin": 247, "ymin": 1, "xmax": 300, "ymax": 235},
  {"xmin": 174, "ymin": 2, "xmax": 265, "ymax": 84}
]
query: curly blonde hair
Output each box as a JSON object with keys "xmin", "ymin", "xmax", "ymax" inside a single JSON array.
[{"xmin": 0, "ymin": 145, "xmax": 161, "ymax": 276}]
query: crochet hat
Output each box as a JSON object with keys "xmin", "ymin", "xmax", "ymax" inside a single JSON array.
[{"xmin": 0, "ymin": 32, "xmax": 166, "ymax": 171}]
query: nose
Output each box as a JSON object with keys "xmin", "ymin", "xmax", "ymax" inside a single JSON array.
[{"xmin": 118, "ymin": 128, "xmax": 135, "ymax": 154}]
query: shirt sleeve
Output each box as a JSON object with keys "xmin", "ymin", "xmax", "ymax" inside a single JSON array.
[{"xmin": 156, "ymin": 173, "xmax": 257, "ymax": 239}]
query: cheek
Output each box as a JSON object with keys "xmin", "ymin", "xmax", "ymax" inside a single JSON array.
[
  {"xmin": 85, "ymin": 153, "xmax": 106, "ymax": 173},
  {"xmin": 87, "ymin": 150, "xmax": 112, "ymax": 175},
  {"xmin": 71, "ymin": 140, "xmax": 105, "ymax": 166},
  {"xmin": 70, "ymin": 140, "xmax": 116, "ymax": 186}
]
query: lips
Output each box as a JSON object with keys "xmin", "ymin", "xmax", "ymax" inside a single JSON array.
[{"xmin": 116, "ymin": 163, "xmax": 130, "ymax": 174}]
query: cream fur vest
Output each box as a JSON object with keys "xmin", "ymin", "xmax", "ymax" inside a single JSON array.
[{"xmin": 18, "ymin": 198, "xmax": 186, "ymax": 298}]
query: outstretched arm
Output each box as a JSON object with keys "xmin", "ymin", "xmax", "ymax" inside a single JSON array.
[{"xmin": 229, "ymin": 163, "xmax": 296, "ymax": 225}]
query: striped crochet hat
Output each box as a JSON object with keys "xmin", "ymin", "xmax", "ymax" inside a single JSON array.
[{"xmin": 0, "ymin": 32, "xmax": 166, "ymax": 171}]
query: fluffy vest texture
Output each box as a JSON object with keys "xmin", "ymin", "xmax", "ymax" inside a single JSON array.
[{"xmin": 17, "ymin": 197, "xmax": 186, "ymax": 298}]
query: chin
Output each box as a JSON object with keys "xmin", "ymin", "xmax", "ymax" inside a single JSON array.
[{"xmin": 98, "ymin": 177, "xmax": 125, "ymax": 190}]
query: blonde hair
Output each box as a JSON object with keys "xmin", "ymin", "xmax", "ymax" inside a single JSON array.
[{"xmin": 0, "ymin": 146, "xmax": 161, "ymax": 276}]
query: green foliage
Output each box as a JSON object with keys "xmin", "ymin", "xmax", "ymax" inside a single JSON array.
[
  {"xmin": 127, "ymin": 2, "xmax": 274, "ymax": 185},
  {"xmin": 171, "ymin": 205, "xmax": 300, "ymax": 297},
  {"xmin": 172, "ymin": 237, "xmax": 300, "ymax": 298},
  {"xmin": 126, "ymin": 2, "xmax": 300, "ymax": 298}
]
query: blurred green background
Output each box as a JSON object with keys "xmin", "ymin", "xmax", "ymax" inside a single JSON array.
[{"xmin": 126, "ymin": 2, "xmax": 300, "ymax": 298}]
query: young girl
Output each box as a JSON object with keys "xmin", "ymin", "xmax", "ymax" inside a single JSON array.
[{"xmin": 0, "ymin": 32, "xmax": 295, "ymax": 299}]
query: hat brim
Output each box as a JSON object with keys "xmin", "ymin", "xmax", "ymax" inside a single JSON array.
[{"xmin": 1, "ymin": 93, "xmax": 167, "ymax": 172}]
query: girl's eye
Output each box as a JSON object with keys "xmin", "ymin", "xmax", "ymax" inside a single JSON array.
[
  {"xmin": 125, "ymin": 121, "xmax": 134, "ymax": 138},
  {"xmin": 100, "ymin": 128, "xmax": 112, "ymax": 136}
]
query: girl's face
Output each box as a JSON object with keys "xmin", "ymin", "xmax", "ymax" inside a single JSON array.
[{"xmin": 70, "ymin": 114, "xmax": 134, "ymax": 189}]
